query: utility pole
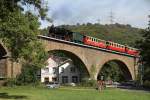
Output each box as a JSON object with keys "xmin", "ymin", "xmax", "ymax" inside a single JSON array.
[
  {"xmin": 109, "ymin": 10, "xmax": 115, "ymax": 24},
  {"xmin": 97, "ymin": 19, "xmax": 101, "ymax": 24},
  {"xmin": 148, "ymin": 15, "xmax": 150, "ymax": 30}
]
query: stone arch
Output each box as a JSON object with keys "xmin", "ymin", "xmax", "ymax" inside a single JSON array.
[
  {"xmin": 0, "ymin": 43, "xmax": 7, "ymax": 58},
  {"xmin": 0, "ymin": 40, "xmax": 11, "ymax": 58},
  {"xmin": 0, "ymin": 42, "xmax": 8, "ymax": 79},
  {"xmin": 47, "ymin": 49, "xmax": 90, "ymax": 78},
  {"xmin": 97, "ymin": 59, "xmax": 133, "ymax": 81}
]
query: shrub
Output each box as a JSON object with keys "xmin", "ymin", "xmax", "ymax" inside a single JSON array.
[
  {"xmin": 5, "ymin": 78, "xmax": 17, "ymax": 87},
  {"xmin": 143, "ymin": 80, "xmax": 150, "ymax": 88},
  {"xmin": 78, "ymin": 78, "xmax": 97, "ymax": 88},
  {"xmin": 15, "ymin": 64, "xmax": 40, "ymax": 86}
]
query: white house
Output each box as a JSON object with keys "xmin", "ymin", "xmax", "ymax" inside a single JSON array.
[{"xmin": 41, "ymin": 56, "xmax": 80, "ymax": 84}]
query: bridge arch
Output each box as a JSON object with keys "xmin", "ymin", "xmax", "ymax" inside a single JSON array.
[
  {"xmin": 47, "ymin": 49, "xmax": 90, "ymax": 79},
  {"xmin": 0, "ymin": 42, "xmax": 8, "ymax": 79},
  {"xmin": 97, "ymin": 59, "xmax": 133, "ymax": 81},
  {"xmin": 0, "ymin": 43, "xmax": 7, "ymax": 58}
]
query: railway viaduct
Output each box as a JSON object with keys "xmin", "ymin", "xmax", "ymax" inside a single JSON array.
[
  {"xmin": 0, "ymin": 35, "xmax": 139, "ymax": 82},
  {"xmin": 38, "ymin": 35, "xmax": 139, "ymax": 80}
]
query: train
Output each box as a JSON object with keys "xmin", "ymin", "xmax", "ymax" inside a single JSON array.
[{"xmin": 48, "ymin": 25, "xmax": 139, "ymax": 56}]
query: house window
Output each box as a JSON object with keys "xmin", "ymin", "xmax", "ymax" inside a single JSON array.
[
  {"xmin": 44, "ymin": 77, "xmax": 49, "ymax": 83},
  {"xmin": 43, "ymin": 68, "xmax": 49, "ymax": 73},
  {"xmin": 62, "ymin": 76, "xmax": 68, "ymax": 84},
  {"xmin": 53, "ymin": 67, "xmax": 57, "ymax": 74},
  {"xmin": 52, "ymin": 77, "xmax": 57, "ymax": 82},
  {"xmin": 70, "ymin": 67, "xmax": 76, "ymax": 73},
  {"xmin": 72, "ymin": 76, "xmax": 78, "ymax": 83},
  {"xmin": 37, "ymin": 70, "xmax": 41, "ymax": 78}
]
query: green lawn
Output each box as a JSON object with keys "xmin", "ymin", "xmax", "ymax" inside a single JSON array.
[{"xmin": 0, "ymin": 86, "xmax": 150, "ymax": 100}]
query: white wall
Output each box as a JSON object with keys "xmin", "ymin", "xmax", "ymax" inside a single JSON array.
[
  {"xmin": 41, "ymin": 57, "xmax": 58, "ymax": 82},
  {"xmin": 41, "ymin": 57, "xmax": 80, "ymax": 83}
]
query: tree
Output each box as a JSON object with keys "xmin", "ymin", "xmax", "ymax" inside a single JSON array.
[
  {"xmin": 0, "ymin": 0, "xmax": 50, "ymax": 85},
  {"xmin": 0, "ymin": 0, "xmax": 48, "ymax": 65},
  {"xmin": 16, "ymin": 63, "xmax": 40, "ymax": 85},
  {"xmin": 0, "ymin": 0, "xmax": 49, "ymax": 84},
  {"xmin": 137, "ymin": 15, "xmax": 150, "ymax": 81},
  {"xmin": 0, "ymin": 0, "xmax": 48, "ymax": 20}
]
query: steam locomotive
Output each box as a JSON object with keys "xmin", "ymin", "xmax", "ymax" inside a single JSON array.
[{"xmin": 48, "ymin": 25, "xmax": 139, "ymax": 56}]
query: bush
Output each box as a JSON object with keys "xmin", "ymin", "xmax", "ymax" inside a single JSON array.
[
  {"xmin": 78, "ymin": 78, "xmax": 97, "ymax": 88},
  {"xmin": 15, "ymin": 64, "xmax": 40, "ymax": 86},
  {"xmin": 143, "ymin": 80, "xmax": 150, "ymax": 88},
  {"xmin": 5, "ymin": 78, "xmax": 17, "ymax": 87}
]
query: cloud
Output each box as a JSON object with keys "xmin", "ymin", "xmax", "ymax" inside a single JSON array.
[
  {"xmin": 51, "ymin": 3, "xmax": 73, "ymax": 20},
  {"xmin": 41, "ymin": 0, "xmax": 150, "ymax": 28}
]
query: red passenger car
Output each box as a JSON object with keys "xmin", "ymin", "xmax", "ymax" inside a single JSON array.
[
  {"xmin": 83, "ymin": 35, "xmax": 139, "ymax": 56},
  {"xmin": 83, "ymin": 36, "xmax": 106, "ymax": 48}
]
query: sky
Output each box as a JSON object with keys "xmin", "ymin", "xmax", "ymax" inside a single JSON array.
[{"xmin": 40, "ymin": 0, "xmax": 150, "ymax": 29}]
